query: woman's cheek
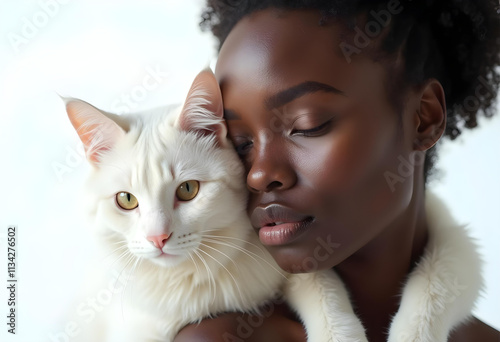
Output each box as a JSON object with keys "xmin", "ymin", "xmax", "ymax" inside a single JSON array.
[{"xmin": 294, "ymin": 130, "xmax": 365, "ymax": 193}]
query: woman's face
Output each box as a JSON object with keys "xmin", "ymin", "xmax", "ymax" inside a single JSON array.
[{"xmin": 215, "ymin": 9, "xmax": 418, "ymax": 273}]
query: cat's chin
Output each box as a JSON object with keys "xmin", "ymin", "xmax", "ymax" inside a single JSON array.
[{"xmin": 146, "ymin": 253, "xmax": 186, "ymax": 268}]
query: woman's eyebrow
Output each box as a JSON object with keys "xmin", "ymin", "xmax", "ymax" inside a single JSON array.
[{"xmin": 265, "ymin": 81, "xmax": 345, "ymax": 110}]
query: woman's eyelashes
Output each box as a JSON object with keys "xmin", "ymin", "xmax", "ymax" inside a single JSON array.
[
  {"xmin": 232, "ymin": 119, "xmax": 333, "ymax": 157},
  {"xmin": 235, "ymin": 140, "xmax": 253, "ymax": 156},
  {"xmin": 291, "ymin": 119, "xmax": 333, "ymax": 137}
]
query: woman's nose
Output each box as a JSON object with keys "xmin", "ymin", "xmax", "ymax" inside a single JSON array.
[{"xmin": 246, "ymin": 142, "xmax": 297, "ymax": 193}]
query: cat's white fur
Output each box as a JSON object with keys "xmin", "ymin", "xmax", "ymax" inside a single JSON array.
[
  {"xmin": 65, "ymin": 69, "xmax": 482, "ymax": 342},
  {"xmin": 65, "ymin": 70, "xmax": 289, "ymax": 341}
]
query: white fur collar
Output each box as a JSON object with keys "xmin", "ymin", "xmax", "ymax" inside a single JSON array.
[
  {"xmin": 387, "ymin": 191, "xmax": 483, "ymax": 341},
  {"xmin": 290, "ymin": 191, "xmax": 483, "ymax": 342}
]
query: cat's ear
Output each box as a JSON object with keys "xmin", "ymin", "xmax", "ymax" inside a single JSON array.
[
  {"xmin": 64, "ymin": 97, "xmax": 125, "ymax": 165},
  {"xmin": 176, "ymin": 68, "xmax": 228, "ymax": 147}
]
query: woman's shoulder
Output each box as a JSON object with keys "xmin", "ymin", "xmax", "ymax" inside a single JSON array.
[
  {"xmin": 448, "ymin": 317, "xmax": 499, "ymax": 342},
  {"xmin": 174, "ymin": 303, "xmax": 306, "ymax": 342}
]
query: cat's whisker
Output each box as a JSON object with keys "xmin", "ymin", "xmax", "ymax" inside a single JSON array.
[
  {"xmin": 167, "ymin": 242, "xmax": 200, "ymax": 251},
  {"xmin": 108, "ymin": 240, "xmax": 128, "ymax": 245},
  {"xmin": 198, "ymin": 241, "xmax": 239, "ymax": 269},
  {"xmin": 123, "ymin": 256, "xmax": 141, "ymax": 319},
  {"xmin": 193, "ymin": 249, "xmax": 216, "ymax": 304},
  {"xmin": 198, "ymin": 249, "xmax": 217, "ymax": 300},
  {"xmin": 108, "ymin": 258, "xmax": 128, "ymax": 297},
  {"xmin": 115, "ymin": 253, "xmax": 135, "ymax": 294},
  {"xmin": 202, "ymin": 233, "xmax": 268, "ymax": 254},
  {"xmin": 197, "ymin": 246, "xmax": 244, "ymax": 304},
  {"xmin": 202, "ymin": 237, "xmax": 257, "ymax": 262},
  {"xmin": 187, "ymin": 251, "xmax": 201, "ymax": 275},
  {"xmin": 119, "ymin": 254, "xmax": 138, "ymax": 320},
  {"xmin": 108, "ymin": 245, "xmax": 129, "ymax": 252},
  {"xmin": 129, "ymin": 256, "xmax": 141, "ymax": 293},
  {"xmin": 202, "ymin": 237, "xmax": 287, "ymax": 279},
  {"xmin": 107, "ymin": 249, "xmax": 133, "ymax": 269},
  {"xmin": 100, "ymin": 245, "xmax": 129, "ymax": 263}
]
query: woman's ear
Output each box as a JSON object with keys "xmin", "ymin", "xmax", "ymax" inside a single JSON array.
[{"xmin": 412, "ymin": 79, "xmax": 447, "ymax": 151}]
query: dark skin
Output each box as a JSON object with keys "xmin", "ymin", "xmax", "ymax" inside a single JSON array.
[{"xmin": 175, "ymin": 9, "xmax": 499, "ymax": 342}]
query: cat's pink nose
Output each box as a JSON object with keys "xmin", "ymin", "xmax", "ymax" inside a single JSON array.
[{"xmin": 147, "ymin": 233, "xmax": 171, "ymax": 249}]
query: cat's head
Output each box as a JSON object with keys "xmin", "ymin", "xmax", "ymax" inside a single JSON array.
[{"xmin": 65, "ymin": 69, "xmax": 249, "ymax": 270}]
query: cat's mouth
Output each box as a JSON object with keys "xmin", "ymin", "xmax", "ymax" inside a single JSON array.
[
  {"xmin": 147, "ymin": 250, "xmax": 185, "ymax": 268},
  {"xmin": 158, "ymin": 252, "xmax": 176, "ymax": 258}
]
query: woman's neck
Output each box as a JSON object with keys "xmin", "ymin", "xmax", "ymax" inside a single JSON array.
[{"xmin": 335, "ymin": 186, "xmax": 429, "ymax": 342}]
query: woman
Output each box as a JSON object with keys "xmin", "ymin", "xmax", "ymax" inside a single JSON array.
[{"xmin": 176, "ymin": 1, "xmax": 499, "ymax": 341}]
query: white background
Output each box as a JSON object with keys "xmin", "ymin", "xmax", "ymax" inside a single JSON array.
[{"xmin": 0, "ymin": 1, "xmax": 498, "ymax": 341}]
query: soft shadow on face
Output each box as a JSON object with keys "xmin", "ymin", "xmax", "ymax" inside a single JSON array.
[{"xmin": 215, "ymin": 9, "xmax": 417, "ymax": 273}]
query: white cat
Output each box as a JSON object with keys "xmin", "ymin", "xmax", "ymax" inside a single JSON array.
[{"xmin": 63, "ymin": 69, "xmax": 356, "ymax": 342}]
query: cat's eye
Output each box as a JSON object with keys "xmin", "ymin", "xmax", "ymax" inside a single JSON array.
[
  {"xmin": 176, "ymin": 180, "xmax": 200, "ymax": 201},
  {"xmin": 116, "ymin": 192, "xmax": 139, "ymax": 210}
]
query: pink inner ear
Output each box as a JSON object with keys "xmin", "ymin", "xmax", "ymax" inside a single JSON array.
[
  {"xmin": 65, "ymin": 98, "xmax": 125, "ymax": 164},
  {"xmin": 177, "ymin": 69, "xmax": 228, "ymax": 146}
]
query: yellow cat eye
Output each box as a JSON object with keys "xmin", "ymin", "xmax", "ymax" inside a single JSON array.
[
  {"xmin": 116, "ymin": 192, "xmax": 139, "ymax": 210},
  {"xmin": 176, "ymin": 180, "xmax": 200, "ymax": 201}
]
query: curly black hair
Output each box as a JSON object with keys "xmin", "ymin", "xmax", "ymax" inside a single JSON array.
[{"xmin": 200, "ymin": 0, "xmax": 500, "ymax": 184}]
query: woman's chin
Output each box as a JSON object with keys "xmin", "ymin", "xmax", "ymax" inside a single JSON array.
[{"xmin": 269, "ymin": 245, "xmax": 343, "ymax": 274}]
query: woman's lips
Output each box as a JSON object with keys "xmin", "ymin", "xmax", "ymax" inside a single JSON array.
[
  {"xmin": 250, "ymin": 204, "xmax": 314, "ymax": 246},
  {"xmin": 258, "ymin": 218, "xmax": 314, "ymax": 245}
]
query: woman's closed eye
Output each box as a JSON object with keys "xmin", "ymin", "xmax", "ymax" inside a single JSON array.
[
  {"xmin": 291, "ymin": 120, "xmax": 333, "ymax": 137},
  {"xmin": 233, "ymin": 119, "xmax": 333, "ymax": 155},
  {"xmin": 235, "ymin": 140, "xmax": 253, "ymax": 156}
]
